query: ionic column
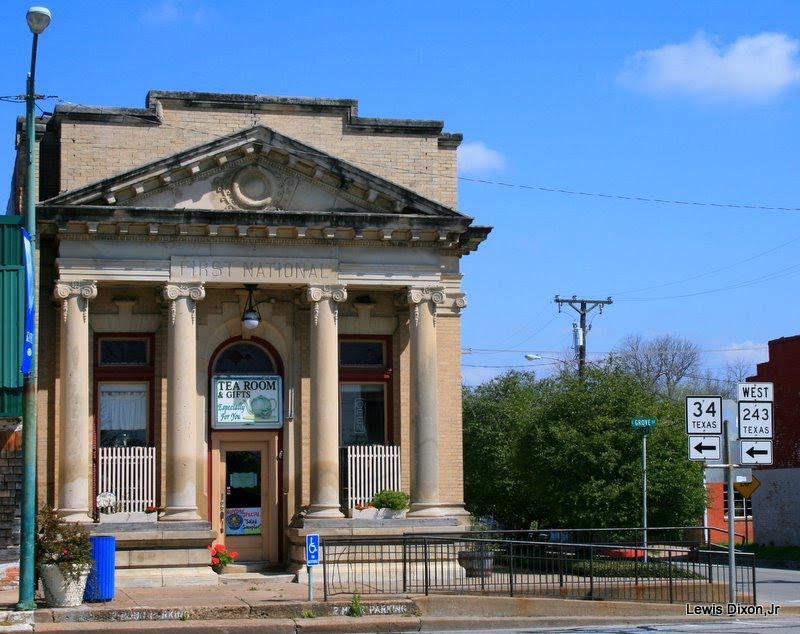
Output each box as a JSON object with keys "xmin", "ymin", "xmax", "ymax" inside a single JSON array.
[
  {"xmin": 407, "ymin": 286, "xmax": 446, "ymax": 517},
  {"xmin": 161, "ymin": 283, "xmax": 205, "ymax": 521},
  {"xmin": 54, "ymin": 280, "xmax": 97, "ymax": 522},
  {"xmin": 306, "ymin": 284, "xmax": 347, "ymax": 518}
]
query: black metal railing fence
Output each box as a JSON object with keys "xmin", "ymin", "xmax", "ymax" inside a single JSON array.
[{"xmin": 322, "ymin": 532, "xmax": 756, "ymax": 605}]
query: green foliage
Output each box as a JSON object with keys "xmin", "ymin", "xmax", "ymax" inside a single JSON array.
[
  {"xmin": 740, "ymin": 544, "xmax": 800, "ymax": 560},
  {"xmin": 35, "ymin": 506, "xmax": 93, "ymax": 581},
  {"xmin": 301, "ymin": 609, "xmax": 316, "ymax": 618},
  {"xmin": 570, "ymin": 559, "xmax": 703, "ymax": 579},
  {"xmin": 348, "ymin": 591, "xmax": 366, "ymax": 617},
  {"xmin": 369, "ymin": 489, "xmax": 409, "ymax": 510},
  {"xmin": 463, "ymin": 364, "xmax": 706, "ymax": 531}
]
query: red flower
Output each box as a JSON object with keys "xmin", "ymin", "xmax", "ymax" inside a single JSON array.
[
  {"xmin": 211, "ymin": 556, "xmax": 220, "ymax": 564},
  {"xmin": 230, "ymin": 551, "xmax": 239, "ymax": 558}
]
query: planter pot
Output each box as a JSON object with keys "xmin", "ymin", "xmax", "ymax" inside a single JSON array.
[
  {"xmin": 376, "ymin": 508, "xmax": 407, "ymax": 519},
  {"xmin": 350, "ymin": 507, "xmax": 407, "ymax": 519},
  {"xmin": 98, "ymin": 511, "xmax": 157, "ymax": 524},
  {"xmin": 39, "ymin": 563, "xmax": 91, "ymax": 607},
  {"xmin": 457, "ymin": 550, "xmax": 495, "ymax": 578}
]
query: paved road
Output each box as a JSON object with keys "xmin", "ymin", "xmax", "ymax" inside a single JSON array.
[
  {"xmin": 439, "ymin": 620, "xmax": 800, "ymax": 633},
  {"xmin": 757, "ymin": 566, "xmax": 800, "ymax": 605},
  {"xmin": 424, "ymin": 567, "xmax": 800, "ymax": 634}
]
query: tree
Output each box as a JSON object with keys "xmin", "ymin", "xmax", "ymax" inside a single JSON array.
[
  {"xmin": 462, "ymin": 364, "xmax": 706, "ymax": 530},
  {"xmin": 462, "ymin": 371, "xmax": 539, "ymax": 528},
  {"xmin": 615, "ymin": 334, "xmax": 701, "ymax": 399}
]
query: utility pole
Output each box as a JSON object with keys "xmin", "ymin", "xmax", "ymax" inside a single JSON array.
[{"xmin": 554, "ymin": 295, "xmax": 613, "ymax": 381}]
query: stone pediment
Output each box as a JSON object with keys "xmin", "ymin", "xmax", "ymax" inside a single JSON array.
[
  {"xmin": 44, "ymin": 125, "xmax": 463, "ymax": 218},
  {"xmin": 39, "ymin": 126, "xmax": 491, "ymax": 253}
]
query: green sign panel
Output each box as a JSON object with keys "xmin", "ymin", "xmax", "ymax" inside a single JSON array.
[{"xmin": 631, "ymin": 417, "xmax": 657, "ymax": 428}]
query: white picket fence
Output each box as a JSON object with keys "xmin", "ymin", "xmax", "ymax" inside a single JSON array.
[
  {"xmin": 345, "ymin": 445, "xmax": 401, "ymax": 509},
  {"xmin": 97, "ymin": 446, "xmax": 156, "ymax": 512}
]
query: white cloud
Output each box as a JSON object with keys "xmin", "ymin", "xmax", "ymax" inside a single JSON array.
[
  {"xmin": 140, "ymin": 1, "xmax": 211, "ymax": 26},
  {"xmin": 714, "ymin": 341, "xmax": 769, "ymax": 368},
  {"xmin": 458, "ymin": 141, "xmax": 505, "ymax": 174},
  {"xmin": 619, "ymin": 32, "xmax": 800, "ymax": 102}
]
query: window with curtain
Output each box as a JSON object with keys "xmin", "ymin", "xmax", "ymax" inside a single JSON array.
[
  {"xmin": 98, "ymin": 382, "xmax": 148, "ymax": 447},
  {"xmin": 339, "ymin": 337, "xmax": 392, "ymax": 446}
]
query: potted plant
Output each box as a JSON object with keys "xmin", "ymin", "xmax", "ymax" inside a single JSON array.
[
  {"xmin": 369, "ymin": 489, "xmax": 409, "ymax": 519},
  {"xmin": 35, "ymin": 506, "xmax": 93, "ymax": 607},
  {"xmin": 209, "ymin": 543, "xmax": 238, "ymax": 573},
  {"xmin": 457, "ymin": 516, "xmax": 495, "ymax": 578}
]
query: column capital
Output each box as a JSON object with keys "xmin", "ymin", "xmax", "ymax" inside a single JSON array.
[
  {"xmin": 307, "ymin": 285, "xmax": 347, "ymax": 327},
  {"xmin": 306, "ymin": 284, "xmax": 347, "ymax": 303},
  {"xmin": 54, "ymin": 280, "xmax": 97, "ymax": 323},
  {"xmin": 162, "ymin": 283, "xmax": 206, "ymax": 302},
  {"xmin": 407, "ymin": 286, "xmax": 446, "ymax": 306},
  {"xmin": 162, "ymin": 283, "xmax": 205, "ymax": 326},
  {"xmin": 54, "ymin": 280, "xmax": 98, "ymax": 301},
  {"xmin": 407, "ymin": 286, "xmax": 446, "ymax": 328}
]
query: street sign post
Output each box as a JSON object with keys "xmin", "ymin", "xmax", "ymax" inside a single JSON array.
[
  {"xmin": 631, "ymin": 417, "xmax": 656, "ymax": 562},
  {"xmin": 737, "ymin": 382, "xmax": 774, "ymax": 467},
  {"xmin": 734, "ymin": 474, "xmax": 761, "ymax": 499},
  {"xmin": 740, "ymin": 440, "xmax": 773, "ymax": 465},
  {"xmin": 305, "ymin": 533, "xmax": 320, "ymax": 601},
  {"xmin": 688, "ymin": 436, "xmax": 721, "ymax": 461},
  {"xmin": 738, "ymin": 382, "xmax": 773, "ymax": 402},
  {"xmin": 738, "ymin": 401, "xmax": 773, "ymax": 439},
  {"xmin": 685, "ymin": 396, "xmax": 723, "ymax": 435}
]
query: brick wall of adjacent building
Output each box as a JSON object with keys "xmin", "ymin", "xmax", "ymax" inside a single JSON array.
[
  {"xmin": 0, "ymin": 422, "xmax": 22, "ymax": 589},
  {"xmin": 0, "ymin": 424, "xmax": 22, "ymax": 547},
  {"xmin": 748, "ymin": 335, "xmax": 800, "ymax": 468}
]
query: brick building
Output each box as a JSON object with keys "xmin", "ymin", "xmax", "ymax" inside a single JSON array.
[
  {"xmin": 8, "ymin": 91, "xmax": 491, "ymax": 584},
  {"xmin": 745, "ymin": 336, "xmax": 800, "ymax": 546}
]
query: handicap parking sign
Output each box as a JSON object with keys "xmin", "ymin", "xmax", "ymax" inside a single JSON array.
[{"xmin": 306, "ymin": 533, "xmax": 320, "ymax": 566}]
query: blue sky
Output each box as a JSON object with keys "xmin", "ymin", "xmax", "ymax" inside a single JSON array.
[{"xmin": 2, "ymin": 1, "xmax": 799, "ymax": 386}]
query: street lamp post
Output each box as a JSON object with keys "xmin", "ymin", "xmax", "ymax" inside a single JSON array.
[{"xmin": 17, "ymin": 5, "xmax": 51, "ymax": 612}]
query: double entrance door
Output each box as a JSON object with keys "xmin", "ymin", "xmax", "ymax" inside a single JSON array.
[{"xmin": 213, "ymin": 436, "xmax": 280, "ymax": 564}]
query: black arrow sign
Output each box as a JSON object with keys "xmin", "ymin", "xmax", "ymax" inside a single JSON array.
[
  {"xmin": 746, "ymin": 446, "xmax": 769, "ymax": 458},
  {"xmin": 694, "ymin": 442, "xmax": 717, "ymax": 453}
]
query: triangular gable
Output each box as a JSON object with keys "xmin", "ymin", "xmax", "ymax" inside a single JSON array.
[{"xmin": 43, "ymin": 125, "xmax": 464, "ymax": 220}]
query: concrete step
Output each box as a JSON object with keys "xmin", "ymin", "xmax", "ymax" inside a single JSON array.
[{"xmin": 0, "ymin": 608, "xmax": 33, "ymax": 627}]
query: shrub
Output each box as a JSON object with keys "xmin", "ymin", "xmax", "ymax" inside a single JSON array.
[
  {"xmin": 35, "ymin": 506, "xmax": 93, "ymax": 581},
  {"xmin": 369, "ymin": 489, "xmax": 409, "ymax": 510}
]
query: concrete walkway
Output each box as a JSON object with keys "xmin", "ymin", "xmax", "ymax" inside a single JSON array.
[{"xmin": 1, "ymin": 571, "xmax": 797, "ymax": 632}]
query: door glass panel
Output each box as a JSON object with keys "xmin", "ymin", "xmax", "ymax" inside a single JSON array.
[
  {"xmin": 225, "ymin": 450, "xmax": 262, "ymax": 536},
  {"xmin": 98, "ymin": 382, "xmax": 147, "ymax": 447},
  {"xmin": 340, "ymin": 384, "xmax": 385, "ymax": 445}
]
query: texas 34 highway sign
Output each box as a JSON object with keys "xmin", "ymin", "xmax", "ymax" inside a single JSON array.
[{"xmin": 685, "ymin": 395, "xmax": 722, "ymax": 461}]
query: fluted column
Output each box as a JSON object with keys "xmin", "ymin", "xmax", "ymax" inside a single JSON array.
[
  {"xmin": 407, "ymin": 286, "xmax": 446, "ymax": 516},
  {"xmin": 161, "ymin": 283, "xmax": 205, "ymax": 521},
  {"xmin": 306, "ymin": 284, "xmax": 347, "ymax": 517},
  {"xmin": 54, "ymin": 280, "xmax": 98, "ymax": 522}
]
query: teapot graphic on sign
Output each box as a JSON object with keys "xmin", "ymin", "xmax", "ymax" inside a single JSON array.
[{"xmin": 245, "ymin": 395, "xmax": 276, "ymax": 420}]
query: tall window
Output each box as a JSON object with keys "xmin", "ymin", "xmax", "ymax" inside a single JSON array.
[
  {"xmin": 339, "ymin": 337, "xmax": 392, "ymax": 446},
  {"xmin": 98, "ymin": 383, "xmax": 147, "ymax": 447},
  {"xmin": 95, "ymin": 336, "xmax": 153, "ymax": 448}
]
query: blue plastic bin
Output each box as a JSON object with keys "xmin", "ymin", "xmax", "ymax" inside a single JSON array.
[{"xmin": 84, "ymin": 535, "xmax": 115, "ymax": 601}]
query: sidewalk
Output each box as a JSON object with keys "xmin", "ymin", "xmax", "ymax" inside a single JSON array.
[{"xmin": 1, "ymin": 572, "xmax": 796, "ymax": 633}]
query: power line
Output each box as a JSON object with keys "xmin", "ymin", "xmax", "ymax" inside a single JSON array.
[
  {"xmin": 6, "ymin": 94, "xmax": 800, "ymax": 216},
  {"xmin": 458, "ymin": 176, "xmax": 800, "ymax": 213}
]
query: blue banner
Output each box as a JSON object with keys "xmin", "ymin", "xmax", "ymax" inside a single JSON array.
[{"xmin": 20, "ymin": 228, "xmax": 34, "ymax": 376}]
